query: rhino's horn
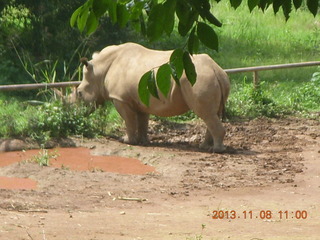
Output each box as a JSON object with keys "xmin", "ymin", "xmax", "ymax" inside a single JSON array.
[{"xmin": 80, "ymin": 57, "xmax": 89, "ymax": 67}]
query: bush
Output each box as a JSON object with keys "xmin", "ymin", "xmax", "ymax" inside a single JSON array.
[
  {"xmin": 0, "ymin": 100, "xmax": 30, "ymax": 137},
  {"xmin": 290, "ymin": 71, "xmax": 320, "ymax": 111},
  {"xmin": 226, "ymin": 78, "xmax": 292, "ymax": 119},
  {"xmin": 0, "ymin": 100, "xmax": 122, "ymax": 144}
]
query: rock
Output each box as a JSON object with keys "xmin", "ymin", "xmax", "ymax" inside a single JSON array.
[{"xmin": 0, "ymin": 139, "xmax": 27, "ymax": 152}]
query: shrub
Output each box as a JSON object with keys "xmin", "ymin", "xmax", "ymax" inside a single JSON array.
[
  {"xmin": 290, "ymin": 71, "xmax": 320, "ymax": 111},
  {"xmin": 0, "ymin": 100, "xmax": 122, "ymax": 144},
  {"xmin": 226, "ymin": 78, "xmax": 292, "ymax": 119}
]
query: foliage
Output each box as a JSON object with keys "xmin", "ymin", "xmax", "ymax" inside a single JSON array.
[
  {"xmin": 226, "ymin": 79, "xmax": 294, "ymax": 118},
  {"xmin": 29, "ymin": 148, "xmax": 59, "ymax": 167},
  {"xmin": 290, "ymin": 70, "xmax": 320, "ymax": 110},
  {"xmin": 0, "ymin": 0, "xmax": 135, "ymax": 99},
  {"xmin": 225, "ymin": 69, "xmax": 320, "ymax": 119},
  {"xmin": 71, "ymin": 0, "xmax": 319, "ymax": 105},
  {"xmin": 0, "ymin": 100, "xmax": 122, "ymax": 144},
  {"xmin": 0, "ymin": 100, "xmax": 31, "ymax": 137}
]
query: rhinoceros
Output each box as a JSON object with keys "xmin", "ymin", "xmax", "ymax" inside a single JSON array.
[{"xmin": 77, "ymin": 42, "xmax": 230, "ymax": 153}]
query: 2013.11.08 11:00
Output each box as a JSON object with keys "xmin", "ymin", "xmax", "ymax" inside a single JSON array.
[{"xmin": 212, "ymin": 210, "xmax": 308, "ymax": 220}]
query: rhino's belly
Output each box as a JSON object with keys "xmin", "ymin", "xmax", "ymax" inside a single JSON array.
[
  {"xmin": 147, "ymin": 100, "xmax": 190, "ymax": 117},
  {"xmin": 143, "ymin": 89, "xmax": 190, "ymax": 117}
]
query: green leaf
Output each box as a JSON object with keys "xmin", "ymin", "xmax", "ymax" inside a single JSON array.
[
  {"xmin": 108, "ymin": 0, "xmax": 117, "ymax": 24},
  {"xmin": 230, "ymin": 0, "xmax": 242, "ymax": 9},
  {"xmin": 176, "ymin": 1, "xmax": 198, "ymax": 36},
  {"xmin": 272, "ymin": 0, "xmax": 282, "ymax": 14},
  {"xmin": 93, "ymin": 0, "xmax": 109, "ymax": 18},
  {"xmin": 147, "ymin": 4, "xmax": 166, "ymax": 41},
  {"xmin": 140, "ymin": 14, "xmax": 147, "ymax": 36},
  {"xmin": 259, "ymin": 0, "xmax": 271, "ymax": 11},
  {"xmin": 203, "ymin": 11, "xmax": 222, "ymax": 27},
  {"xmin": 176, "ymin": 1, "xmax": 191, "ymax": 25},
  {"xmin": 307, "ymin": 0, "xmax": 319, "ymax": 17},
  {"xmin": 188, "ymin": 26, "xmax": 199, "ymax": 55},
  {"xmin": 248, "ymin": 0, "xmax": 260, "ymax": 12},
  {"xmin": 129, "ymin": 1, "xmax": 145, "ymax": 20},
  {"xmin": 282, "ymin": 0, "xmax": 292, "ymax": 21},
  {"xmin": 163, "ymin": 0, "xmax": 177, "ymax": 36},
  {"xmin": 178, "ymin": 22, "xmax": 189, "ymax": 37},
  {"xmin": 293, "ymin": 0, "xmax": 303, "ymax": 9},
  {"xmin": 193, "ymin": 0, "xmax": 222, "ymax": 27},
  {"xmin": 183, "ymin": 51, "xmax": 197, "ymax": 86},
  {"xmin": 70, "ymin": 6, "xmax": 82, "ymax": 27},
  {"xmin": 169, "ymin": 48, "xmax": 184, "ymax": 84},
  {"xmin": 117, "ymin": 3, "xmax": 130, "ymax": 28},
  {"xmin": 177, "ymin": 11, "xmax": 198, "ymax": 36},
  {"xmin": 156, "ymin": 64, "xmax": 172, "ymax": 97},
  {"xmin": 138, "ymin": 71, "xmax": 152, "ymax": 106},
  {"xmin": 86, "ymin": 11, "xmax": 99, "ymax": 35},
  {"xmin": 197, "ymin": 22, "xmax": 219, "ymax": 51},
  {"xmin": 78, "ymin": 6, "xmax": 89, "ymax": 32},
  {"xmin": 147, "ymin": 70, "xmax": 159, "ymax": 99}
]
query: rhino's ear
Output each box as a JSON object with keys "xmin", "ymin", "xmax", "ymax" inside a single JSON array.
[
  {"xmin": 80, "ymin": 57, "xmax": 89, "ymax": 67},
  {"xmin": 80, "ymin": 57, "xmax": 93, "ymax": 71}
]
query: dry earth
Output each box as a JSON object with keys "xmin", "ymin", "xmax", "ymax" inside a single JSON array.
[{"xmin": 0, "ymin": 117, "xmax": 319, "ymax": 240}]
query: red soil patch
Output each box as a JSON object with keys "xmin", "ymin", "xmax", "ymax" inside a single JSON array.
[
  {"xmin": 51, "ymin": 147, "xmax": 156, "ymax": 174},
  {"xmin": 0, "ymin": 176, "xmax": 37, "ymax": 190},
  {"xmin": 0, "ymin": 147, "xmax": 155, "ymax": 190},
  {"xmin": 0, "ymin": 147, "xmax": 155, "ymax": 174}
]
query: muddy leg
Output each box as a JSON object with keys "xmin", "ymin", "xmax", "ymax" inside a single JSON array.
[
  {"xmin": 113, "ymin": 100, "xmax": 139, "ymax": 144},
  {"xmin": 137, "ymin": 112, "xmax": 149, "ymax": 145},
  {"xmin": 202, "ymin": 115, "xmax": 226, "ymax": 153},
  {"xmin": 199, "ymin": 128, "xmax": 213, "ymax": 151}
]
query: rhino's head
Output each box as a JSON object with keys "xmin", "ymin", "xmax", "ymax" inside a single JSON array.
[{"xmin": 77, "ymin": 57, "xmax": 105, "ymax": 106}]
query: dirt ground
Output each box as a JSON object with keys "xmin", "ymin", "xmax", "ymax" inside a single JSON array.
[{"xmin": 0, "ymin": 117, "xmax": 319, "ymax": 240}]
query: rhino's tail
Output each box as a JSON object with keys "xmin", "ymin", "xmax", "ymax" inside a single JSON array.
[{"xmin": 216, "ymin": 70, "xmax": 230, "ymax": 121}]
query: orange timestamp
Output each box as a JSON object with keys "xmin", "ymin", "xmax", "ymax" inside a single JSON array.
[{"xmin": 212, "ymin": 210, "xmax": 308, "ymax": 220}]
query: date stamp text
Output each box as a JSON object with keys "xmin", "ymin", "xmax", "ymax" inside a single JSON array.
[{"xmin": 212, "ymin": 210, "xmax": 308, "ymax": 220}]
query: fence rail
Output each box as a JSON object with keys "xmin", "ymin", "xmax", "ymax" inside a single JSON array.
[
  {"xmin": 0, "ymin": 81, "xmax": 80, "ymax": 92},
  {"xmin": 225, "ymin": 61, "xmax": 320, "ymax": 87},
  {"xmin": 0, "ymin": 61, "xmax": 319, "ymax": 92}
]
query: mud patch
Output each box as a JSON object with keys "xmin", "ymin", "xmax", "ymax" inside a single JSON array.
[{"xmin": 0, "ymin": 147, "xmax": 155, "ymax": 174}]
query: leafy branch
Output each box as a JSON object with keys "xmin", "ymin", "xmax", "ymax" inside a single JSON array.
[{"xmin": 70, "ymin": 0, "xmax": 319, "ymax": 105}]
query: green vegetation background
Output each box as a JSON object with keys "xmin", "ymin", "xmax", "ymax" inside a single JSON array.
[{"xmin": 0, "ymin": 1, "xmax": 319, "ymax": 142}]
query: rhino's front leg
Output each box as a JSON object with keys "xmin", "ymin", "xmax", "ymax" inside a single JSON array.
[{"xmin": 113, "ymin": 100, "xmax": 139, "ymax": 144}]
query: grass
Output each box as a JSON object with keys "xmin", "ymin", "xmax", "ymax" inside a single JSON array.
[
  {"xmin": 211, "ymin": 1, "xmax": 320, "ymax": 67},
  {"xmin": 209, "ymin": 2, "xmax": 320, "ymax": 119}
]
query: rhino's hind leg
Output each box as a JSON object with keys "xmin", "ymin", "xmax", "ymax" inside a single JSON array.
[
  {"xmin": 200, "ymin": 115, "xmax": 226, "ymax": 153},
  {"xmin": 137, "ymin": 112, "xmax": 149, "ymax": 145}
]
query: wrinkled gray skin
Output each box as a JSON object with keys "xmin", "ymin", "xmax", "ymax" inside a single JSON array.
[{"xmin": 77, "ymin": 43, "xmax": 230, "ymax": 153}]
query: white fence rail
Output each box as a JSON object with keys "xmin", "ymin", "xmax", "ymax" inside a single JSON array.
[
  {"xmin": 0, "ymin": 61, "xmax": 319, "ymax": 92},
  {"xmin": 224, "ymin": 61, "xmax": 320, "ymax": 87},
  {"xmin": 0, "ymin": 81, "xmax": 80, "ymax": 92}
]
